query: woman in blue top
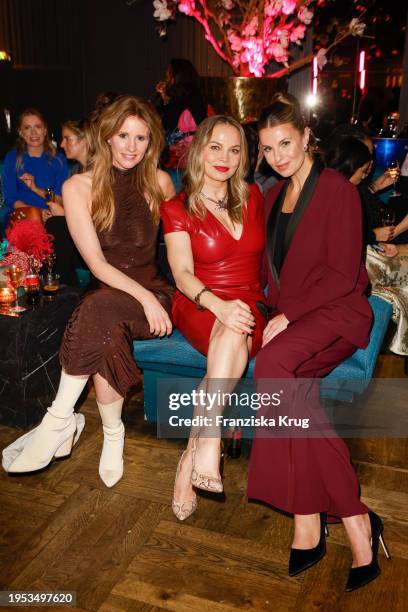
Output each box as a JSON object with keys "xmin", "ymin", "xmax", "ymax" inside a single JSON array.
[{"xmin": 2, "ymin": 108, "xmax": 68, "ymax": 225}]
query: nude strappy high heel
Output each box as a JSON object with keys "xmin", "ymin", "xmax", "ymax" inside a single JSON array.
[
  {"xmin": 172, "ymin": 450, "xmax": 198, "ymax": 521},
  {"xmin": 190, "ymin": 437, "xmax": 223, "ymax": 494}
]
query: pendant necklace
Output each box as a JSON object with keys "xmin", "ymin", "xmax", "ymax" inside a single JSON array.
[{"xmin": 200, "ymin": 191, "xmax": 228, "ymax": 211}]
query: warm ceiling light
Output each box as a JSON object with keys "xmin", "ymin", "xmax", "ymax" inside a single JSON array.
[
  {"xmin": 0, "ymin": 50, "xmax": 11, "ymax": 61},
  {"xmin": 305, "ymin": 93, "xmax": 319, "ymax": 108}
]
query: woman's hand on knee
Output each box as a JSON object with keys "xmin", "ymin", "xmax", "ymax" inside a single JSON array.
[
  {"xmin": 141, "ymin": 293, "xmax": 172, "ymax": 337},
  {"xmin": 214, "ymin": 299, "xmax": 255, "ymax": 335},
  {"xmin": 262, "ymin": 313, "xmax": 289, "ymax": 347}
]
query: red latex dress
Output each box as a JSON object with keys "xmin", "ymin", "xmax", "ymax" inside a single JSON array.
[{"xmin": 160, "ymin": 184, "xmax": 266, "ymax": 356}]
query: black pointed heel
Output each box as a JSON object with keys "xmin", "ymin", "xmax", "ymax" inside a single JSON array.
[
  {"xmin": 289, "ymin": 512, "xmax": 327, "ymax": 577},
  {"xmin": 345, "ymin": 511, "xmax": 391, "ymax": 592}
]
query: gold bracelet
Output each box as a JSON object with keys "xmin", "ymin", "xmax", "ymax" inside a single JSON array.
[{"xmin": 194, "ymin": 286, "xmax": 212, "ymax": 310}]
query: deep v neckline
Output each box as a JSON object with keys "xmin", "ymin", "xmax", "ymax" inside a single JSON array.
[{"xmin": 205, "ymin": 207, "xmax": 244, "ymax": 242}]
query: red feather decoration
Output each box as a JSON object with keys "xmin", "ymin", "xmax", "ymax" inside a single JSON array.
[{"xmin": 6, "ymin": 220, "xmax": 54, "ymax": 262}]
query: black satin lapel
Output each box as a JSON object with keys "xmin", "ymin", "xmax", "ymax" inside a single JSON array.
[
  {"xmin": 283, "ymin": 159, "xmax": 324, "ymax": 258},
  {"xmin": 266, "ymin": 181, "xmax": 289, "ymax": 287}
]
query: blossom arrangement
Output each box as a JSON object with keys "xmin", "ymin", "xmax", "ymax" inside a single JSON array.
[
  {"xmin": 152, "ymin": 0, "xmax": 367, "ymax": 79},
  {"xmin": 153, "ymin": 0, "xmax": 317, "ymax": 77},
  {"xmin": 0, "ymin": 220, "xmax": 54, "ymax": 275}
]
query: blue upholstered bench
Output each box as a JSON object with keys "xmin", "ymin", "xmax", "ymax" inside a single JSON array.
[
  {"xmin": 75, "ymin": 268, "xmax": 91, "ymax": 288},
  {"xmin": 133, "ymin": 295, "xmax": 393, "ymax": 422}
]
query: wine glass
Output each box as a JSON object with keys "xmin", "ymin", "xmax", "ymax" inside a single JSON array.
[
  {"xmin": 387, "ymin": 160, "xmax": 401, "ymax": 197},
  {"xmin": 45, "ymin": 254, "xmax": 56, "ymax": 273},
  {"xmin": 6, "ymin": 265, "xmax": 26, "ymax": 313},
  {"xmin": 381, "ymin": 208, "xmax": 396, "ymax": 227}
]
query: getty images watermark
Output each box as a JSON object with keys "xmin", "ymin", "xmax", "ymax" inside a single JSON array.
[
  {"xmin": 167, "ymin": 389, "xmax": 310, "ymax": 430},
  {"xmin": 156, "ymin": 377, "xmax": 408, "ymax": 439}
]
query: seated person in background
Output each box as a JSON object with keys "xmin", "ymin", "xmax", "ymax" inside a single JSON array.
[
  {"xmin": 60, "ymin": 119, "xmax": 94, "ymax": 175},
  {"xmin": 156, "ymin": 58, "xmax": 207, "ymax": 134},
  {"xmin": 324, "ymin": 123, "xmax": 408, "ymax": 244},
  {"xmin": 161, "ymin": 115, "xmax": 266, "ymax": 521},
  {"xmin": 387, "ymin": 153, "xmax": 408, "ymax": 242},
  {"xmin": 325, "ymin": 135, "xmax": 408, "ymax": 356},
  {"xmin": 2, "ymin": 108, "xmax": 67, "ymax": 225},
  {"xmin": 324, "ymin": 136, "xmax": 394, "ymax": 246},
  {"xmin": 156, "ymin": 58, "xmax": 208, "ymax": 169},
  {"xmin": 45, "ymin": 118, "xmax": 97, "ymax": 286}
]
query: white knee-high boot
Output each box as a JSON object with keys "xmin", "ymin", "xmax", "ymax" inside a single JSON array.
[
  {"xmin": 3, "ymin": 372, "xmax": 88, "ymax": 473},
  {"xmin": 97, "ymin": 398, "xmax": 125, "ymax": 488}
]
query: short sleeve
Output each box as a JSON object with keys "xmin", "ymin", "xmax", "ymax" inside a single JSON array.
[{"xmin": 160, "ymin": 196, "xmax": 192, "ymax": 234}]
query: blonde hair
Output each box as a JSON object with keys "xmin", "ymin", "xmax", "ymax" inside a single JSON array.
[
  {"xmin": 62, "ymin": 118, "xmax": 95, "ymax": 171},
  {"xmin": 91, "ymin": 95, "xmax": 165, "ymax": 232},
  {"xmin": 16, "ymin": 108, "xmax": 56, "ymax": 170},
  {"xmin": 183, "ymin": 115, "xmax": 249, "ymax": 224}
]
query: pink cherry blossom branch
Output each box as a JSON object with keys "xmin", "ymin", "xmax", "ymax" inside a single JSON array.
[
  {"xmin": 197, "ymin": 0, "xmax": 235, "ymax": 65},
  {"xmin": 267, "ymin": 22, "xmax": 363, "ymax": 78},
  {"xmin": 153, "ymin": 2, "xmax": 365, "ymax": 78}
]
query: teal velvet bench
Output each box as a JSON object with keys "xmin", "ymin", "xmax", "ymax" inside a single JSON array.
[
  {"xmin": 133, "ymin": 295, "xmax": 393, "ymax": 422},
  {"xmin": 75, "ymin": 268, "xmax": 91, "ymax": 288}
]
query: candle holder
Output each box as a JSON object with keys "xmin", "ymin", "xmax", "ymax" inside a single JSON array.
[{"xmin": 0, "ymin": 287, "xmax": 15, "ymax": 306}]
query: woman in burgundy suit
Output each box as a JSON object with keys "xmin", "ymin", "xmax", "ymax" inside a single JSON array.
[
  {"xmin": 247, "ymin": 93, "xmax": 390, "ymax": 591},
  {"xmin": 161, "ymin": 115, "xmax": 265, "ymax": 521}
]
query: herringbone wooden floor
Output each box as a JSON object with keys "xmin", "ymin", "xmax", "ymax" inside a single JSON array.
[{"xmin": 0, "ymin": 355, "xmax": 407, "ymax": 611}]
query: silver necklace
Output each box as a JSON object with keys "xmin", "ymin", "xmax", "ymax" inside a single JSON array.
[{"xmin": 200, "ymin": 190, "xmax": 228, "ymax": 211}]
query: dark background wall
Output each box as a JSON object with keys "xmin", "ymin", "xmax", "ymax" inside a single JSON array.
[
  {"xmin": 82, "ymin": 0, "xmax": 230, "ymax": 112},
  {"xmin": 0, "ymin": 0, "xmax": 85, "ymax": 143},
  {"xmin": 0, "ymin": 0, "xmax": 231, "ymax": 145}
]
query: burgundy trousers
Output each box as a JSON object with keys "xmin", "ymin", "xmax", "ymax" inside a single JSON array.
[{"xmin": 247, "ymin": 311, "xmax": 369, "ymax": 520}]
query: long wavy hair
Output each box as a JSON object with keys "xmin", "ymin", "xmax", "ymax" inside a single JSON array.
[
  {"xmin": 16, "ymin": 108, "xmax": 56, "ymax": 170},
  {"xmin": 91, "ymin": 96, "xmax": 165, "ymax": 232},
  {"xmin": 61, "ymin": 118, "xmax": 95, "ymax": 170},
  {"xmin": 183, "ymin": 115, "xmax": 249, "ymax": 224}
]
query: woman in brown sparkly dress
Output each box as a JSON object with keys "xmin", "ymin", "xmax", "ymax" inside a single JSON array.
[{"xmin": 3, "ymin": 96, "xmax": 175, "ymax": 486}]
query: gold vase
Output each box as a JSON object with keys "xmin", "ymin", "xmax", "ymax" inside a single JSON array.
[{"xmin": 202, "ymin": 76, "xmax": 287, "ymax": 123}]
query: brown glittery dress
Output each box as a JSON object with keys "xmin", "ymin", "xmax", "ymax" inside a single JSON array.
[{"xmin": 60, "ymin": 166, "xmax": 173, "ymax": 397}]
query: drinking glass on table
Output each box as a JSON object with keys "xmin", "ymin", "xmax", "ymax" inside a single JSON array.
[
  {"xmin": 40, "ymin": 272, "xmax": 60, "ymax": 298},
  {"xmin": 387, "ymin": 160, "xmax": 401, "ymax": 197},
  {"xmin": 6, "ymin": 265, "xmax": 26, "ymax": 313}
]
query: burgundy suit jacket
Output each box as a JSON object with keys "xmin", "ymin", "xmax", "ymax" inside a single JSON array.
[{"xmin": 264, "ymin": 162, "xmax": 372, "ymax": 349}]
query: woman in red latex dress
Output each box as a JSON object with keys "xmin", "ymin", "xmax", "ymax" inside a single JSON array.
[{"xmin": 161, "ymin": 115, "xmax": 265, "ymax": 520}]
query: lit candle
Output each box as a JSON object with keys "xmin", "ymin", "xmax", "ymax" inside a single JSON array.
[{"xmin": 0, "ymin": 287, "xmax": 15, "ymax": 305}]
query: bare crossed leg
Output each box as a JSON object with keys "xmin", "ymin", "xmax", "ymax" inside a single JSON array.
[{"xmin": 172, "ymin": 321, "xmax": 252, "ymax": 518}]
